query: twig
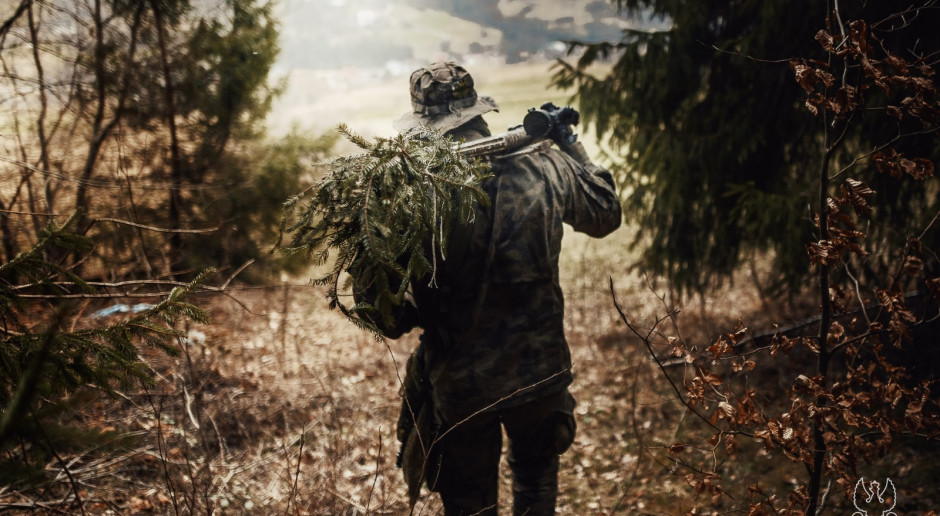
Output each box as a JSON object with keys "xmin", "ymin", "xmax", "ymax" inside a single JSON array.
[
  {"xmin": 221, "ymin": 259, "xmax": 254, "ymax": 290},
  {"xmin": 0, "ymin": 208, "xmax": 58, "ymax": 217},
  {"xmin": 33, "ymin": 413, "xmax": 87, "ymax": 516},
  {"xmin": 365, "ymin": 431, "xmax": 383, "ymax": 514},
  {"xmin": 703, "ymin": 41, "xmax": 793, "ymax": 64},
  {"xmin": 0, "ymin": 500, "xmax": 76, "ymax": 514},
  {"xmin": 326, "ymin": 487, "xmax": 369, "ymax": 513},
  {"xmin": 432, "ymin": 368, "xmax": 571, "ymax": 445},
  {"xmin": 841, "ymin": 258, "xmax": 872, "ymax": 326},
  {"xmin": 145, "ymin": 388, "xmax": 181, "ymax": 515},
  {"xmin": 284, "ymin": 426, "xmax": 305, "ymax": 516},
  {"xmin": 609, "ymin": 314, "xmax": 647, "ymax": 513},
  {"xmin": 608, "ymin": 277, "xmax": 723, "ymax": 434},
  {"xmin": 917, "ymin": 206, "xmax": 940, "ymax": 241},
  {"xmin": 0, "ymin": 155, "xmax": 241, "ymax": 191},
  {"xmin": 181, "ymin": 382, "xmax": 200, "ymax": 430},
  {"xmin": 279, "ymin": 278, "xmax": 290, "ymax": 374},
  {"xmin": 93, "ymin": 217, "xmax": 221, "ymax": 234},
  {"xmin": 818, "ymin": 478, "xmax": 833, "ymax": 514},
  {"xmin": 828, "ymin": 125, "xmax": 939, "ymax": 183}
]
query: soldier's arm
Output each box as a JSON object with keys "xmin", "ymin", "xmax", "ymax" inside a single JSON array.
[{"xmin": 554, "ymin": 143, "xmax": 622, "ymax": 238}]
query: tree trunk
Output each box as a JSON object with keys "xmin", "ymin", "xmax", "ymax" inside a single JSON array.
[{"xmin": 150, "ymin": 0, "xmax": 184, "ymax": 271}]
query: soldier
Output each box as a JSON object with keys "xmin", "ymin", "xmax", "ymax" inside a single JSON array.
[{"xmin": 359, "ymin": 61, "xmax": 622, "ymax": 515}]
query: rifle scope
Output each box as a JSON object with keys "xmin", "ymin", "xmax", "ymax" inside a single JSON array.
[{"xmin": 522, "ymin": 103, "xmax": 580, "ymax": 145}]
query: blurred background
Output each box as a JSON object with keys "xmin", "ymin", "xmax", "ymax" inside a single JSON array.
[{"xmin": 267, "ymin": 0, "xmax": 661, "ymax": 138}]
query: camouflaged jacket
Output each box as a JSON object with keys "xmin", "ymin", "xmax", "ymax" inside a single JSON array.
[{"xmin": 411, "ymin": 146, "xmax": 622, "ymax": 424}]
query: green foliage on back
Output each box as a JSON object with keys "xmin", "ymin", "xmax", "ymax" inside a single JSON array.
[
  {"xmin": 557, "ymin": 0, "xmax": 940, "ymax": 295},
  {"xmin": 277, "ymin": 125, "xmax": 491, "ymax": 332}
]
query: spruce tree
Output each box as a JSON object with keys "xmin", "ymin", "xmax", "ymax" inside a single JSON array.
[
  {"xmin": 556, "ymin": 0, "xmax": 940, "ymax": 295},
  {"xmin": 0, "ymin": 214, "xmax": 209, "ymax": 483}
]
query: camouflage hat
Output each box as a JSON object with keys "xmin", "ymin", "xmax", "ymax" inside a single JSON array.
[{"xmin": 393, "ymin": 61, "xmax": 499, "ymax": 134}]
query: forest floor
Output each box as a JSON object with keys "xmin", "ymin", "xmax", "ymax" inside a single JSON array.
[{"xmin": 1, "ymin": 227, "xmax": 938, "ymax": 515}]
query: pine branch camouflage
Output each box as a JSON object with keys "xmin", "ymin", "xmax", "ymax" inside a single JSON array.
[{"xmin": 277, "ymin": 125, "xmax": 492, "ymax": 333}]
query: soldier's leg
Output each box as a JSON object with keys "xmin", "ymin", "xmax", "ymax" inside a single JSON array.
[
  {"xmin": 502, "ymin": 389, "xmax": 576, "ymax": 516},
  {"xmin": 430, "ymin": 410, "xmax": 502, "ymax": 516}
]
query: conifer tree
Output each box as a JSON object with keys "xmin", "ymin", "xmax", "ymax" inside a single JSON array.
[
  {"xmin": 0, "ymin": 214, "xmax": 209, "ymax": 483},
  {"xmin": 556, "ymin": 0, "xmax": 940, "ymax": 295}
]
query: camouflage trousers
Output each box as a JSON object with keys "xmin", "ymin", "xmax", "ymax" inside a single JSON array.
[{"xmin": 429, "ymin": 388, "xmax": 576, "ymax": 516}]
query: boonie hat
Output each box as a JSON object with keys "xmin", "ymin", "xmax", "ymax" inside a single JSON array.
[{"xmin": 393, "ymin": 61, "xmax": 499, "ymax": 134}]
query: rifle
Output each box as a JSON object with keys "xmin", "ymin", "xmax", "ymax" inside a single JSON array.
[{"xmin": 456, "ymin": 102, "xmax": 580, "ymax": 159}]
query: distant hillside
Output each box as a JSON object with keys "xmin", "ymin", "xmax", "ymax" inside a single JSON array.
[
  {"xmin": 267, "ymin": 0, "xmax": 656, "ymax": 139},
  {"xmin": 275, "ymin": 0, "xmax": 656, "ymax": 71},
  {"xmin": 406, "ymin": 0, "xmax": 633, "ymax": 63}
]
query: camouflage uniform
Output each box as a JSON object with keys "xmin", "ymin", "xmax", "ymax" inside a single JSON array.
[
  {"xmin": 412, "ymin": 144, "xmax": 622, "ymax": 424},
  {"xmin": 378, "ymin": 62, "xmax": 621, "ymax": 515}
]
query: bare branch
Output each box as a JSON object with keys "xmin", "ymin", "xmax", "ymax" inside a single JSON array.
[
  {"xmin": 0, "ymin": 0, "xmax": 31, "ymax": 50},
  {"xmin": 917, "ymin": 206, "xmax": 940, "ymax": 241},
  {"xmin": 219, "ymin": 259, "xmax": 254, "ymax": 290},
  {"xmin": 0, "ymin": 155, "xmax": 240, "ymax": 191},
  {"xmin": 608, "ymin": 277, "xmax": 725, "ymax": 434},
  {"xmin": 871, "ymin": 1, "xmax": 940, "ymax": 32},
  {"xmin": 92, "ymin": 217, "xmax": 221, "ymax": 235},
  {"xmin": 702, "ymin": 41, "xmax": 793, "ymax": 64},
  {"xmin": 26, "ymin": 1, "xmax": 53, "ymax": 211}
]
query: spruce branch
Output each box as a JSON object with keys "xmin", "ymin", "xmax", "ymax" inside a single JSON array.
[
  {"xmin": 1, "ymin": 215, "xmax": 214, "ymax": 474},
  {"xmin": 276, "ymin": 125, "xmax": 492, "ymax": 332}
]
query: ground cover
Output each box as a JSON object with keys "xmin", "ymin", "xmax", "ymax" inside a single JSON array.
[{"xmin": 1, "ymin": 226, "xmax": 937, "ymax": 514}]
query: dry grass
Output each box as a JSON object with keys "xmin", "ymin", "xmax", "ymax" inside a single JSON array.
[
  {"xmin": 0, "ymin": 224, "xmax": 786, "ymax": 514},
  {"xmin": 1, "ymin": 223, "xmax": 937, "ymax": 514}
]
